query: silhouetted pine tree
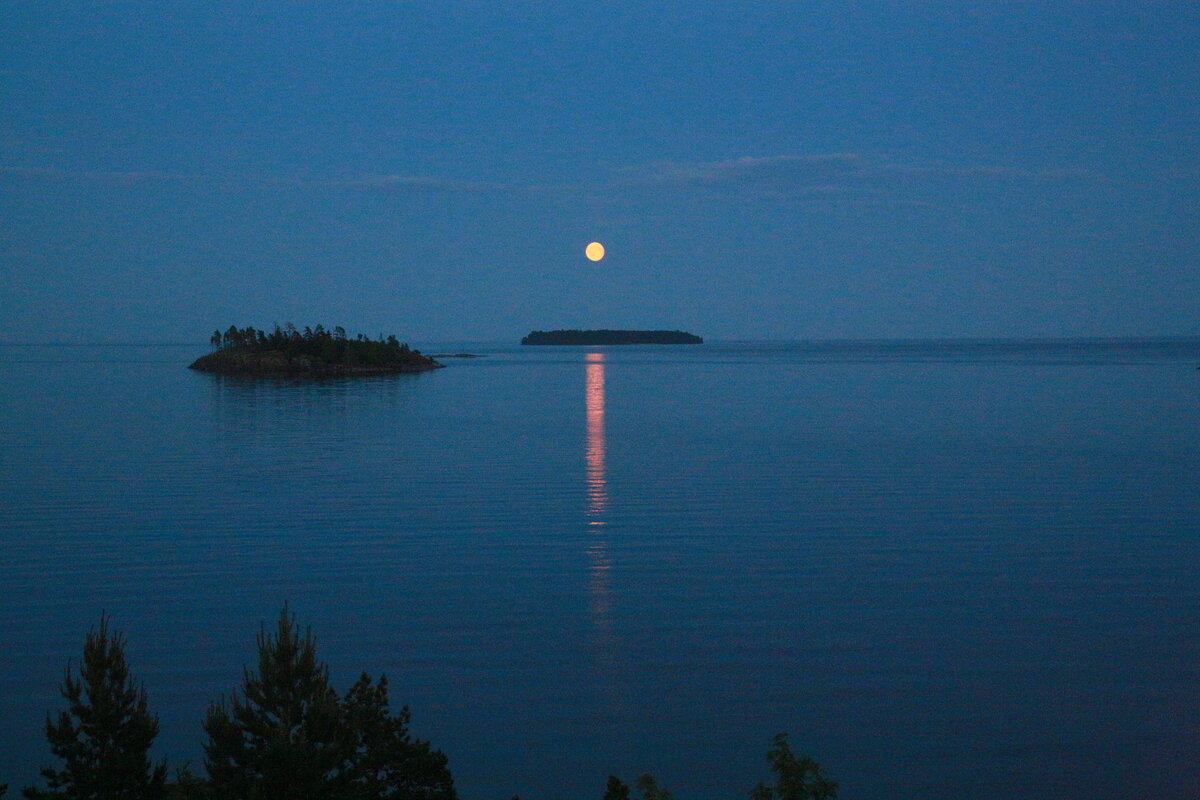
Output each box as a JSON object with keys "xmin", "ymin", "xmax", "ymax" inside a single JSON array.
[
  {"xmin": 748, "ymin": 733, "xmax": 837, "ymax": 800},
  {"xmin": 634, "ymin": 775, "xmax": 672, "ymax": 800},
  {"xmin": 25, "ymin": 614, "xmax": 167, "ymax": 800},
  {"xmin": 599, "ymin": 775, "xmax": 671, "ymax": 800},
  {"xmin": 341, "ymin": 673, "xmax": 456, "ymax": 800},
  {"xmin": 161, "ymin": 766, "xmax": 209, "ymax": 800},
  {"xmin": 203, "ymin": 608, "xmax": 457, "ymax": 800},
  {"xmin": 202, "ymin": 607, "xmax": 349, "ymax": 800},
  {"xmin": 603, "ymin": 776, "xmax": 631, "ymax": 800}
]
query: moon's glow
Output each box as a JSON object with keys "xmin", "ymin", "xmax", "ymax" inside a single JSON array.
[{"xmin": 585, "ymin": 242, "xmax": 605, "ymax": 261}]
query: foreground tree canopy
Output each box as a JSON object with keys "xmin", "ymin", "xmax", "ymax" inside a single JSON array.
[
  {"xmin": 19, "ymin": 610, "xmax": 835, "ymax": 800},
  {"xmin": 190, "ymin": 324, "xmax": 442, "ymax": 376},
  {"xmin": 23, "ymin": 608, "xmax": 455, "ymax": 800},
  {"xmin": 202, "ymin": 608, "xmax": 455, "ymax": 800},
  {"xmin": 23, "ymin": 614, "xmax": 166, "ymax": 800},
  {"xmin": 601, "ymin": 736, "xmax": 837, "ymax": 800}
]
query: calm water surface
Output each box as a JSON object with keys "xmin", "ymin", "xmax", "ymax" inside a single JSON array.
[{"xmin": 1, "ymin": 339, "xmax": 1198, "ymax": 799}]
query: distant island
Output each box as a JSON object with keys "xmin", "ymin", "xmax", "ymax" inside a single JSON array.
[
  {"xmin": 521, "ymin": 329, "xmax": 703, "ymax": 345},
  {"xmin": 190, "ymin": 324, "xmax": 442, "ymax": 376}
]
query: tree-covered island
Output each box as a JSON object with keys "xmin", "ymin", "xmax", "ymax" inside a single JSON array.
[
  {"xmin": 521, "ymin": 329, "xmax": 703, "ymax": 345},
  {"xmin": 189, "ymin": 324, "xmax": 443, "ymax": 377}
]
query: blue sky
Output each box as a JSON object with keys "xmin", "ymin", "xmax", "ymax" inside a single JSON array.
[{"xmin": 2, "ymin": 1, "xmax": 1197, "ymax": 342}]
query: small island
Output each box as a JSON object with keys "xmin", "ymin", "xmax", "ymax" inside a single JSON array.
[
  {"xmin": 190, "ymin": 324, "xmax": 443, "ymax": 376},
  {"xmin": 521, "ymin": 329, "xmax": 703, "ymax": 346}
]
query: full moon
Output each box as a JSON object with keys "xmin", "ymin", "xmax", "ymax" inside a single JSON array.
[{"xmin": 585, "ymin": 242, "xmax": 605, "ymax": 261}]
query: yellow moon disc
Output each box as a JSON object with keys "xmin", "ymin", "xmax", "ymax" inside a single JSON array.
[{"xmin": 585, "ymin": 241, "xmax": 605, "ymax": 261}]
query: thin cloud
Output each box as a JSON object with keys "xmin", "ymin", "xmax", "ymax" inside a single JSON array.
[
  {"xmin": 616, "ymin": 153, "xmax": 1097, "ymax": 207},
  {"xmin": 339, "ymin": 174, "xmax": 513, "ymax": 193},
  {"xmin": 0, "ymin": 156, "xmax": 1100, "ymax": 206},
  {"xmin": 878, "ymin": 162, "xmax": 1094, "ymax": 183},
  {"xmin": 632, "ymin": 153, "xmax": 868, "ymax": 188},
  {"xmin": 0, "ymin": 165, "xmax": 514, "ymax": 194},
  {"xmin": 0, "ymin": 165, "xmax": 302, "ymax": 191}
]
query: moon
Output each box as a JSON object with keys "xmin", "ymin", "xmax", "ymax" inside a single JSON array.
[{"xmin": 585, "ymin": 241, "xmax": 605, "ymax": 261}]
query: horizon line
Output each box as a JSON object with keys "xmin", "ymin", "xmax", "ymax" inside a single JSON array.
[{"xmin": 3, "ymin": 334, "xmax": 1200, "ymax": 347}]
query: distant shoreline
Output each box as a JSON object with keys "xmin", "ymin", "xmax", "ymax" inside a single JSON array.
[
  {"xmin": 2, "ymin": 335, "xmax": 1199, "ymax": 347},
  {"xmin": 521, "ymin": 329, "xmax": 704, "ymax": 345}
]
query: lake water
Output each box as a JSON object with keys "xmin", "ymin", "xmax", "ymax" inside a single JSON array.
[{"xmin": 1, "ymin": 339, "xmax": 1198, "ymax": 799}]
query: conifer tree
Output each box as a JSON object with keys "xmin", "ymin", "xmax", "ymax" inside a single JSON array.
[
  {"xmin": 602, "ymin": 776, "xmax": 630, "ymax": 800},
  {"xmin": 748, "ymin": 733, "xmax": 837, "ymax": 800},
  {"xmin": 634, "ymin": 775, "xmax": 672, "ymax": 800},
  {"xmin": 202, "ymin": 607, "xmax": 349, "ymax": 800},
  {"xmin": 25, "ymin": 614, "xmax": 167, "ymax": 800},
  {"xmin": 599, "ymin": 775, "xmax": 670, "ymax": 800},
  {"xmin": 203, "ymin": 608, "xmax": 457, "ymax": 800},
  {"xmin": 341, "ymin": 673, "xmax": 456, "ymax": 800}
]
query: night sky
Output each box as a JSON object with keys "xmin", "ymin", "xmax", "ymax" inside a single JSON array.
[{"xmin": 3, "ymin": 2, "xmax": 1197, "ymax": 343}]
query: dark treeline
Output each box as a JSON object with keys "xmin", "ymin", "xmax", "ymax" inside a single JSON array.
[
  {"xmin": 11, "ymin": 610, "xmax": 837, "ymax": 800},
  {"xmin": 210, "ymin": 324, "xmax": 421, "ymax": 368}
]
